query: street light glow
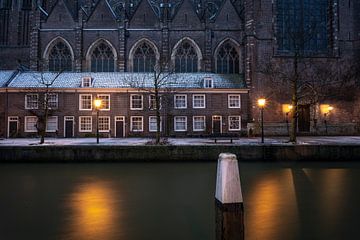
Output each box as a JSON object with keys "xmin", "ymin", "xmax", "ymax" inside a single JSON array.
[
  {"xmin": 94, "ymin": 99, "xmax": 102, "ymax": 109},
  {"xmin": 258, "ymin": 98, "xmax": 266, "ymax": 108}
]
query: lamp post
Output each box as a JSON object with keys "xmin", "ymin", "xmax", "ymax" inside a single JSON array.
[
  {"xmin": 94, "ymin": 98, "xmax": 102, "ymax": 144},
  {"xmin": 323, "ymin": 105, "xmax": 333, "ymax": 135},
  {"xmin": 285, "ymin": 105, "xmax": 293, "ymax": 136},
  {"xmin": 257, "ymin": 98, "xmax": 266, "ymax": 143}
]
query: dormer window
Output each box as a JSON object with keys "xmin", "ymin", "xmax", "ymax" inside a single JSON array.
[
  {"xmin": 81, "ymin": 77, "xmax": 92, "ymax": 88},
  {"xmin": 203, "ymin": 77, "xmax": 213, "ymax": 88}
]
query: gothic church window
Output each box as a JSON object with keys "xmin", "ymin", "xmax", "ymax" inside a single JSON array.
[
  {"xmin": 48, "ymin": 41, "xmax": 73, "ymax": 72},
  {"xmin": 90, "ymin": 42, "xmax": 115, "ymax": 72},
  {"xmin": 216, "ymin": 41, "xmax": 239, "ymax": 74},
  {"xmin": 276, "ymin": 0, "xmax": 329, "ymax": 54},
  {"xmin": 174, "ymin": 41, "xmax": 198, "ymax": 73},
  {"xmin": 132, "ymin": 42, "xmax": 156, "ymax": 72}
]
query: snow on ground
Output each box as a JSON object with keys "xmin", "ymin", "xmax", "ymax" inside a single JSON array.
[{"xmin": 0, "ymin": 136, "xmax": 359, "ymax": 146}]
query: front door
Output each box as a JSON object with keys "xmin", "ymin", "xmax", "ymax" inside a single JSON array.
[
  {"xmin": 64, "ymin": 116, "xmax": 74, "ymax": 138},
  {"xmin": 8, "ymin": 117, "xmax": 18, "ymax": 138},
  {"xmin": 298, "ymin": 104, "xmax": 310, "ymax": 132},
  {"xmin": 212, "ymin": 116, "xmax": 222, "ymax": 134},
  {"xmin": 115, "ymin": 116, "xmax": 125, "ymax": 138}
]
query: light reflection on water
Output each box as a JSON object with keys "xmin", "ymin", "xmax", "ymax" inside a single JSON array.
[
  {"xmin": 0, "ymin": 162, "xmax": 360, "ymax": 240},
  {"xmin": 63, "ymin": 179, "xmax": 122, "ymax": 240}
]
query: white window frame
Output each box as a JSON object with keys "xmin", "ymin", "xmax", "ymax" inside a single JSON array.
[
  {"xmin": 97, "ymin": 94, "xmax": 110, "ymax": 111},
  {"xmin": 174, "ymin": 116, "xmax": 187, "ymax": 132},
  {"xmin": 130, "ymin": 116, "xmax": 143, "ymax": 132},
  {"xmin": 130, "ymin": 94, "xmax": 143, "ymax": 110},
  {"xmin": 24, "ymin": 116, "xmax": 38, "ymax": 132},
  {"xmin": 149, "ymin": 94, "xmax": 161, "ymax": 110},
  {"xmin": 193, "ymin": 116, "xmax": 206, "ymax": 131},
  {"xmin": 228, "ymin": 116, "xmax": 241, "ymax": 131},
  {"xmin": 149, "ymin": 116, "xmax": 162, "ymax": 132},
  {"xmin": 98, "ymin": 116, "xmax": 110, "ymax": 132},
  {"xmin": 79, "ymin": 94, "xmax": 93, "ymax": 111},
  {"xmin": 79, "ymin": 116, "xmax": 92, "ymax": 132},
  {"xmin": 228, "ymin": 94, "xmax": 241, "ymax": 109},
  {"xmin": 174, "ymin": 94, "xmax": 187, "ymax": 109},
  {"xmin": 192, "ymin": 94, "xmax": 206, "ymax": 109},
  {"xmin": 25, "ymin": 94, "xmax": 39, "ymax": 109},
  {"xmin": 203, "ymin": 77, "xmax": 213, "ymax": 88},
  {"xmin": 81, "ymin": 77, "xmax": 92, "ymax": 87},
  {"xmin": 46, "ymin": 116, "xmax": 58, "ymax": 132},
  {"xmin": 46, "ymin": 93, "xmax": 58, "ymax": 109}
]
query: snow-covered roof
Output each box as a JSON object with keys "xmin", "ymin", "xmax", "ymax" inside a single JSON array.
[
  {"xmin": 0, "ymin": 71, "xmax": 16, "ymax": 87},
  {"xmin": 4, "ymin": 72, "xmax": 247, "ymax": 89}
]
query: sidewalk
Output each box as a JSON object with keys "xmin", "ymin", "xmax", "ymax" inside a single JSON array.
[{"xmin": 1, "ymin": 136, "xmax": 360, "ymax": 146}]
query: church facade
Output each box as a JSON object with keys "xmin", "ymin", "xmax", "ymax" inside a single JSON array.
[{"xmin": 0, "ymin": 0, "xmax": 359, "ymax": 138}]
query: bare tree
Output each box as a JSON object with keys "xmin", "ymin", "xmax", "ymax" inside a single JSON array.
[
  {"xmin": 125, "ymin": 59, "xmax": 178, "ymax": 144},
  {"xmin": 26, "ymin": 71, "xmax": 62, "ymax": 144}
]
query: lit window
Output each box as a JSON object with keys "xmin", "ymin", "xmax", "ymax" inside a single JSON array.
[
  {"xmin": 149, "ymin": 116, "xmax": 162, "ymax": 132},
  {"xmin": 79, "ymin": 116, "xmax": 92, "ymax": 132},
  {"xmin": 25, "ymin": 94, "xmax": 39, "ymax": 109},
  {"xmin": 149, "ymin": 95, "xmax": 161, "ymax": 110},
  {"xmin": 97, "ymin": 94, "xmax": 110, "ymax": 110},
  {"xmin": 46, "ymin": 94, "xmax": 58, "ymax": 109},
  {"xmin": 193, "ymin": 94, "xmax": 205, "ymax": 108},
  {"xmin": 174, "ymin": 116, "xmax": 187, "ymax": 131},
  {"xmin": 79, "ymin": 94, "xmax": 92, "ymax": 110},
  {"xmin": 203, "ymin": 77, "xmax": 213, "ymax": 88},
  {"xmin": 228, "ymin": 94, "xmax": 241, "ymax": 108},
  {"xmin": 174, "ymin": 95, "xmax": 187, "ymax": 109},
  {"xmin": 25, "ymin": 116, "xmax": 38, "ymax": 132},
  {"xmin": 81, "ymin": 77, "xmax": 92, "ymax": 87},
  {"xmin": 98, "ymin": 116, "xmax": 110, "ymax": 132},
  {"xmin": 229, "ymin": 116, "xmax": 241, "ymax": 131},
  {"xmin": 193, "ymin": 116, "xmax": 206, "ymax": 131},
  {"xmin": 131, "ymin": 116, "xmax": 143, "ymax": 132},
  {"xmin": 46, "ymin": 116, "xmax": 58, "ymax": 132},
  {"xmin": 131, "ymin": 94, "xmax": 143, "ymax": 110}
]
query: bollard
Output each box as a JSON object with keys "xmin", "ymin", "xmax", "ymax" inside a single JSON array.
[{"xmin": 215, "ymin": 153, "xmax": 244, "ymax": 240}]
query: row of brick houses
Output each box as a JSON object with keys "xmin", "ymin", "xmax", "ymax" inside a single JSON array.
[{"xmin": 0, "ymin": 71, "xmax": 249, "ymax": 138}]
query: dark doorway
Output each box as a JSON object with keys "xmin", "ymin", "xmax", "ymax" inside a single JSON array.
[
  {"xmin": 65, "ymin": 120, "xmax": 73, "ymax": 138},
  {"xmin": 212, "ymin": 116, "xmax": 221, "ymax": 134},
  {"xmin": 9, "ymin": 121, "xmax": 18, "ymax": 138},
  {"xmin": 298, "ymin": 104, "xmax": 310, "ymax": 132},
  {"xmin": 116, "ymin": 120, "xmax": 124, "ymax": 138}
]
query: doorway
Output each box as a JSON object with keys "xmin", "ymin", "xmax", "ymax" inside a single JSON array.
[
  {"xmin": 8, "ymin": 116, "xmax": 18, "ymax": 138},
  {"xmin": 115, "ymin": 116, "xmax": 125, "ymax": 138},
  {"xmin": 298, "ymin": 104, "xmax": 310, "ymax": 132},
  {"xmin": 64, "ymin": 116, "xmax": 74, "ymax": 138},
  {"xmin": 212, "ymin": 116, "xmax": 222, "ymax": 134}
]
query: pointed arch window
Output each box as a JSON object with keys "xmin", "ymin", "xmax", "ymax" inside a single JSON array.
[
  {"xmin": 174, "ymin": 41, "xmax": 198, "ymax": 73},
  {"xmin": 216, "ymin": 41, "xmax": 240, "ymax": 74},
  {"xmin": 133, "ymin": 42, "xmax": 156, "ymax": 72},
  {"xmin": 90, "ymin": 42, "xmax": 115, "ymax": 72},
  {"xmin": 48, "ymin": 41, "xmax": 73, "ymax": 72}
]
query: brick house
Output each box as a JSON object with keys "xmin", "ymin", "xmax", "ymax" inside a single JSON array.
[
  {"xmin": 0, "ymin": 72, "xmax": 249, "ymax": 138},
  {"xmin": 0, "ymin": 0, "xmax": 359, "ymax": 137}
]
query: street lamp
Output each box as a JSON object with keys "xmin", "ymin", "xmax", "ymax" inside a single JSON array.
[
  {"xmin": 322, "ymin": 105, "xmax": 334, "ymax": 135},
  {"xmin": 282, "ymin": 104, "xmax": 293, "ymax": 136},
  {"xmin": 94, "ymin": 98, "xmax": 102, "ymax": 144},
  {"xmin": 257, "ymin": 98, "xmax": 266, "ymax": 143}
]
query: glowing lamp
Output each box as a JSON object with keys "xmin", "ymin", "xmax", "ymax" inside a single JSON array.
[
  {"xmin": 94, "ymin": 99, "xmax": 102, "ymax": 109},
  {"xmin": 257, "ymin": 98, "xmax": 266, "ymax": 108}
]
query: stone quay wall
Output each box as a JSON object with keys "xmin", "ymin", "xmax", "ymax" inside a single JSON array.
[{"xmin": 0, "ymin": 145, "xmax": 360, "ymax": 162}]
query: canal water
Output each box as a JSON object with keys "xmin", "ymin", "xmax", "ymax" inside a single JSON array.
[{"xmin": 0, "ymin": 162, "xmax": 360, "ymax": 240}]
